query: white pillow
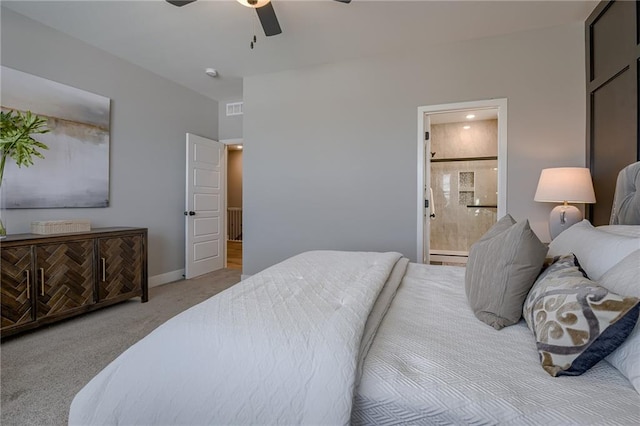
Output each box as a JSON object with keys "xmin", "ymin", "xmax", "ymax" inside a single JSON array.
[
  {"xmin": 548, "ymin": 220, "xmax": 640, "ymax": 280},
  {"xmin": 601, "ymin": 250, "xmax": 640, "ymax": 394},
  {"xmin": 597, "ymin": 225, "xmax": 640, "ymax": 238}
]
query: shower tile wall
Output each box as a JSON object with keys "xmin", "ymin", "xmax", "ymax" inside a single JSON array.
[
  {"xmin": 430, "ymin": 119, "xmax": 497, "ymax": 254},
  {"xmin": 431, "ymin": 120, "xmax": 497, "ymax": 158}
]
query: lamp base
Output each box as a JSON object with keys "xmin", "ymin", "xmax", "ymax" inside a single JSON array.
[{"xmin": 549, "ymin": 204, "xmax": 582, "ymax": 239}]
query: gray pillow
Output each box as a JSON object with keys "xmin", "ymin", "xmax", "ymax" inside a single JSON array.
[{"xmin": 465, "ymin": 214, "xmax": 547, "ymax": 330}]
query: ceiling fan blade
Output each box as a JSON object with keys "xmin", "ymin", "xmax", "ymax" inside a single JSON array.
[
  {"xmin": 333, "ymin": 0, "xmax": 352, "ymax": 3},
  {"xmin": 256, "ymin": 2, "xmax": 282, "ymax": 37},
  {"xmin": 166, "ymin": 0, "xmax": 197, "ymax": 7}
]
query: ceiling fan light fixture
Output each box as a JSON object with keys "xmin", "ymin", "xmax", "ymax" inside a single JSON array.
[{"xmin": 237, "ymin": 0, "xmax": 271, "ymax": 8}]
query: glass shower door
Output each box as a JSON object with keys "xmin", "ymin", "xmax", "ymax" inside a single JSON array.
[{"xmin": 428, "ymin": 114, "xmax": 498, "ymax": 264}]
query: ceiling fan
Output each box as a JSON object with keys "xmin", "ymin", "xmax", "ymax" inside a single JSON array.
[{"xmin": 167, "ymin": 0, "xmax": 351, "ymax": 37}]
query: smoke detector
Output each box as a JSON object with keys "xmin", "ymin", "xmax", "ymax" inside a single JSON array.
[{"xmin": 205, "ymin": 68, "xmax": 218, "ymax": 78}]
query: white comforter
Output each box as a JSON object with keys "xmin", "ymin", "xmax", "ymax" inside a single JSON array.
[
  {"xmin": 69, "ymin": 250, "xmax": 406, "ymax": 425},
  {"xmin": 353, "ymin": 263, "xmax": 640, "ymax": 425}
]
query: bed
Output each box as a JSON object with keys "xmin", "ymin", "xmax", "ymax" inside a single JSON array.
[
  {"xmin": 69, "ymin": 164, "xmax": 640, "ymax": 425},
  {"xmin": 352, "ymin": 259, "xmax": 639, "ymax": 425}
]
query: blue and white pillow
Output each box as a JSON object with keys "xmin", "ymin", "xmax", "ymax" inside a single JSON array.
[{"xmin": 523, "ymin": 254, "xmax": 640, "ymax": 377}]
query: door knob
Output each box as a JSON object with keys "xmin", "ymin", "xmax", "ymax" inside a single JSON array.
[{"xmin": 184, "ymin": 211, "xmax": 196, "ymax": 216}]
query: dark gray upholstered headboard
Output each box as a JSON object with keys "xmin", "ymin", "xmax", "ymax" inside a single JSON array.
[{"xmin": 610, "ymin": 162, "xmax": 640, "ymax": 225}]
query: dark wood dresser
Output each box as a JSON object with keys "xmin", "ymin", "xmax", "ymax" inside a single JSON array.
[{"xmin": 1, "ymin": 227, "xmax": 148, "ymax": 338}]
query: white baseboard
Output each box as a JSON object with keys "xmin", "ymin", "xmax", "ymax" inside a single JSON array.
[
  {"xmin": 149, "ymin": 269, "xmax": 185, "ymax": 288},
  {"xmin": 241, "ymin": 274, "xmax": 252, "ymax": 281}
]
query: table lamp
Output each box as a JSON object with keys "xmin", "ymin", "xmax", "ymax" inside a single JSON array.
[{"xmin": 534, "ymin": 167, "xmax": 596, "ymax": 239}]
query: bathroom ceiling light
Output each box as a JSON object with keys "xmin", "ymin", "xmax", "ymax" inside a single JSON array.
[
  {"xmin": 463, "ymin": 125, "xmax": 471, "ymax": 130},
  {"xmin": 466, "ymin": 114, "xmax": 475, "ymax": 119}
]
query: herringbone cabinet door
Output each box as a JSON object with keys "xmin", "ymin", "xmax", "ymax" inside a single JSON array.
[
  {"xmin": 1, "ymin": 246, "xmax": 34, "ymax": 329},
  {"xmin": 35, "ymin": 240, "xmax": 94, "ymax": 319},
  {"xmin": 98, "ymin": 235, "xmax": 143, "ymax": 301}
]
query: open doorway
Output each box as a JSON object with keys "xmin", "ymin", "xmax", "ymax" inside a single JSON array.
[
  {"xmin": 226, "ymin": 142, "xmax": 243, "ymax": 270},
  {"xmin": 417, "ymin": 99, "xmax": 507, "ymax": 265}
]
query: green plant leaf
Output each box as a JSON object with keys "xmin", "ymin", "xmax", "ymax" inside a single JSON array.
[{"xmin": 0, "ymin": 109, "xmax": 50, "ymax": 182}]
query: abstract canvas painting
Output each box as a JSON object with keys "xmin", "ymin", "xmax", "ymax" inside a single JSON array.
[{"xmin": 1, "ymin": 66, "xmax": 110, "ymax": 208}]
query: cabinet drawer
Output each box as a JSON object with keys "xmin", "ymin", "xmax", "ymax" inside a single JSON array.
[
  {"xmin": 35, "ymin": 239, "xmax": 95, "ymax": 319},
  {"xmin": 98, "ymin": 234, "xmax": 144, "ymax": 302},
  {"xmin": 1, "ymin": 246, "xmax": 34, "ymax": 330}
]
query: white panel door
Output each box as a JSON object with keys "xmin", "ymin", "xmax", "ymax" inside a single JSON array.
[
  {"xmin": 185, "ymin": 133, "xmax": 226, "ymax": 279},
  {"xmin": 423, "ymin": 114, "xmax": 432, "ymax": 264}
]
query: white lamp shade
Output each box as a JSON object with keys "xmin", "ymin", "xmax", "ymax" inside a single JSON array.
[{"xmin": 534, "ymin": 167, "xmax": 596, "ymax": 204}]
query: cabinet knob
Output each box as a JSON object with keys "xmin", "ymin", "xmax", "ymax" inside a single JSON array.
[
  {"xmin": 25, "ymin": 270, "xmax": 31, "ymax": 300},
  {"xmin": 184, "ymin": 211, "xmax": 196, "ymax": 216},
  {"xmin": 39, "ymin": 268, "xmax": 45, "ymax": 296}
]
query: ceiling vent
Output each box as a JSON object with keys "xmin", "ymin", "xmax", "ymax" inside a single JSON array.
[{"xmin": 226, "ymin": 102, "xmax": 243, "ymax": 116}]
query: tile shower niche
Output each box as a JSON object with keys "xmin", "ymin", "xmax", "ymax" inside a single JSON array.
[{"xmin": 458, "ymin": 171, "xmax": 475, "ymax": 206}]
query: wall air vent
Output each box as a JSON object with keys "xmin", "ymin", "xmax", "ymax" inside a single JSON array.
[{"xmin": 226, "ymin": 102, "xmax": 243, "ymax": 116}]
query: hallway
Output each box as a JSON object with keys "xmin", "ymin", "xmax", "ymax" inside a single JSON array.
[{"xmin": 227, "ymin": 241, "xmax": 242, "ymax": 270}]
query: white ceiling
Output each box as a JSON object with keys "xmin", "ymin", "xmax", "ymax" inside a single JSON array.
[{"xmin": 2, "ymin": 0, "xmax": 598, "ymax": 102}]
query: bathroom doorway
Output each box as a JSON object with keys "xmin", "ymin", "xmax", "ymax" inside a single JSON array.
[{"xmin": 417, "ymin": 99, "xmax": 507, "ymax": 264}]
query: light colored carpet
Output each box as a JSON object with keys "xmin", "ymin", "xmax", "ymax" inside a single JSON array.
[{"xmin": 1, "ymin": 268, "xmax": 241, "ymax": 426}]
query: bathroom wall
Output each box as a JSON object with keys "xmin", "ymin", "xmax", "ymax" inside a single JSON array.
[{"xmin": 430, "ymin": 119, "xmax": 498, "ymax": 253}]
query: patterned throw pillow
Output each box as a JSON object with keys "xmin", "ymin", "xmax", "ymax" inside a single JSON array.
[{"xmin": 523, "ymin": 254, "xmax": 640, "ymax": 377}]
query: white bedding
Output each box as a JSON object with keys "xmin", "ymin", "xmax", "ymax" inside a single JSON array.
[
  {"xmin": 69, "ymin": 249, "xmax": 640, "ymax": 425},
  {"xmin": 69, "ymin": 250, "xmax": 405, "ymax": 425},
  {"xmin": 352, "ymin": 263, "xmax": 640, "ymax": 425}
]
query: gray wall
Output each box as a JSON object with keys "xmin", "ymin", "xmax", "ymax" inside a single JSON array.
[
  {"xmin": 218, "ymin": 99, "xmax": 243, "ymax": 140},
  {"xmin": 227, "ymin": 150, "xmax": 243, "ymax": 208},
  {"xmin": 1, "ymin": 9, "xmax": 219, "ymax": 278},
  {"xmin": 243, "ymin": 23, "xmax": 586, "ymax": 275}
]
